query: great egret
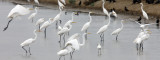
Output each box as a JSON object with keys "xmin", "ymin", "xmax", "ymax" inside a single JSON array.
[
  {"xmin": 35, "ymin": 18, "xmax": 45, "ymax": 32},
  {"xmin": 140, "ymin": 3, "xmax": 148, "ymax": 21},
  {"xmin": 110, "ymin": 8, "xmax": 117, "ymax": 18},
  {"xmin": 102, "ymin": 0, "xmax": 109, "ymax": 16},
  {"xmin": 63, "ymin": 12, "xmax": 75, "ymax": 28},
  {"xmin": 40, "ymin": 18, "xmax": 54, "ymax": 38},
  {"xmin": 97, "ymin": 13, "xmax": 111, "ymax": 41},
  {"xmin": 54, "ymin": 7, "xmax": 62, "ymax": 29},
  {"xmin": 3, "ymin": 5, "xmax": 31, "ymax": 31},
  {"xmin": 28, "ymin": 7, "xmax": 39, "ymax": 23},
  {"xmin": 111, "ymin": 20, "xmax": 125, "ymax": 41},
  {"xmin": 135, "ymin": 21, "xmax": 157, "ymax": 30},
  {"xmin": 57, "ymin": 44, "xmax": 73, "ymax": 60},
  {"xmin": 20, "ymin": 29, "xmax": 37, "ymax": 55},
  {"xmin": 97, "ymin": 43, "xmax": 102, "ymax": 55},
  {"xmin": 81, "ymin": 12, "xmax": 93, "ymax": 39}
]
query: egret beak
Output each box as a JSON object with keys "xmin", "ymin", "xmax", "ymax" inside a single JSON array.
[
  {"xmin": 72, "ymin": 22, "xmax": 76, "ymax": 23},
  {"xmin": 87, "ymin": 33, "xmax": 91, "ymax": 34},
  {"xmin": 29, "ymin": 8, "xmax": 34, "ymax": 10}
]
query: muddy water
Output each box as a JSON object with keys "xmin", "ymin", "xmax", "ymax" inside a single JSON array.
[{"xmin": 0, "ymin": 1, "xmax": 160, "ymax": 60}]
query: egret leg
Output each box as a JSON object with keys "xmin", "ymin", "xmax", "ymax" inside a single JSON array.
[
  {"xmin": 3, "ymin": 18, "xmax": 13, "ymax": 31},
  {"xmin": 70, "ymin": 52, "xmax": 72, "ymax": 59},
  {"xmin": 67, "ymin": 32, "xmax": 70, "ymax": 36},
  {"xmin": 102, "ymin": 33, "xmax": 104, "ymax": 41},
  {"xmin": 85, "ymin": 30, "xmax": 88, "ymax": 40},
  {"xmin": 32, "ymin": 18, "xmax": 34, "ymax": 23},
  {"xmin": 39, "ymin": 24, "xmax": 40, "ymax": 32},
  {"xmin": 63, "ymin": 56, "xmax": 65, "ymax": 60},
  {"xmin": 56, "ymin": 21, "xmax": 58, "ymax": 29},
  {"xmin": 63, "ymin": 34, "xmax": 65, "ymax": 45},
  {"xmin": 44, "ymin": 28, "xmax": 47, "ymax": 38},
  {"xmin": 136, "ymin": 44, "xmax": 139, "ymax": 51},
  {"xmin": 28, "ymin": 46, "xmax": 32, "ymax": 55},
  {"xmin": 116, "ymin": 34, "xmax": 119, "ymax": 41},
  {"xmin": 65, "ymin": 12, "xmax": 67, "ymax": 15},
  {"xmin": 22, "ymin": 46, "xmax": 27, "ymax": 55},
  {"xmin": 100, "ymin": 34, "xmax": 102, "ymax": 41},
  {"xmin": 59, "ymin": 56, "xmax": 62, "ymax": 60},
  {"xmin": 59, "ymin": 20, "xmax": 62, "ymax": 24}
]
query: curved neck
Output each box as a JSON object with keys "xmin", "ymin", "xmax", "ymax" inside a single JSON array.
[
  {"xmin": 68, "ymin": 24, "xmax": 72, "ymax": 30},
  {"xmin": 33, "ymin": 31, "xmax": 37, "ymax": 40},
  {"xmin": 121, "ymin": 21, "xmax": 124, "ymax": 29},
  {"xmin": 107, "ymin": 14, "xmax": 111, "ymax": 25},
  {"xmin": 141, "ymin": 4, "xmax": 143, "ymax": 12},
  {"xmin": 102, "ymin": 2, "xmax": 105, "ymax": 10},
  {"xmin": 72, "ymin": 12, "xmax": 74, "ymax": 21},
  {"xmin": 80, "ymin": 33, "xmax": 86, "ymax": 47},
  {"xmin": 89, "ymin": 13, "xmax": 92, "ymax": 22}
]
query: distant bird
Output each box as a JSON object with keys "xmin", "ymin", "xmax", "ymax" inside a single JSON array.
[
  {"xmin": 20, "ymin": 29, "xmax": 37, "ymax": 55},
  {"xmin": 34, "ymin": 0, "xmax": 39, "ymax": 5},
  {"xmin": 124, "ymin": 6, "xmax": 129, "ymax": 12},
  {"xmin": 135, "ymin": 21, "xmax": 157, "ymax": 30},
  {"xmin": 97, "ymin": 13, "xmax": 111, "ymax": 41},
  {"xmin": 35, "ymin": 18, "xmax": 45, "ymax": 32},
  {"xmin": 40, "ymin": 18, "xmax": 54, "ymax": 38},
  {"xmin": 28, "ymin": 7, "xmax": 39, "ymax": 23},
  {"xmin": 3, "ymin": 5, "xmax": 32, "ymax": 31},
  {"xmin": 81, "ymin": 12, "xmax": 93, "ymax": 39},
  {"xmin": 97, "ymin": 43, "xmax": 102, "ymax": 55},
  {"xmin": 79, "ymin": 0, "xmax": 82, "ymax": 6},
  {"xmin": 137, "ymin": 16, "xmax": 142, "ymax": 24},
  {"xmin": 111, "ymin": 20, "xmax": 125, "ymax": 41},
  {"xmin": 110, "ymin": 8, "xmax": 117, "ymax": 18},
  {"xmin": 57, "ymin": 44, "xmax": 73, "ymax": 60},
  {"xmin": 140, "ymin": 3, "xmax": 148, "ymax": 23}
]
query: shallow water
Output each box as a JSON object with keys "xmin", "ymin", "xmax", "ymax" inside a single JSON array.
[{"xmin": 0, "ymin": 1, "xmax": 160, "ymax": 60}]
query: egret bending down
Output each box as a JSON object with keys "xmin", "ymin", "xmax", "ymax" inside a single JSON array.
[{"xmin": 35, "ymin": 18, "xmax": 45, "ymax": 32}]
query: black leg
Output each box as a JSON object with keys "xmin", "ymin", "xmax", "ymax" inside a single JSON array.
[
  {"xmin": 85, "ymin": 30, "xmax": 88, "ymax": 40},
  {"xmin": 116, "ymin": 34, "xmax": 118, "ymax": 41},
  {"xmin": 59, "ymin": 56, "xmax": 62, "ymax": 60},
  {"xmin": 28, "ymin": 46, "xmax": 32, "ymax": 55},
  {"xmin": 39, "ymin": 24, "xmax": 40, "ymax": 31},
  {"xmin": 3, "ymin": 18, "xmax": 13, "ymax": 31},
  {"xmin": 63, "ymin": 34, "xmax": 65, "ymax": 46},
  {"xmin": 59, "ymin": 20, "xmax": 62, "ymax": 24},
  {"xmin": 22, "ymin": 46, "xmax": 27, "ymax": 55},
  {"xmin": 44, "ymin": 28, "xmax": 47, "ymax": 38},
  {"xmin": 32, "ymin": 18, "xmax": 34, "ymax": 23}
]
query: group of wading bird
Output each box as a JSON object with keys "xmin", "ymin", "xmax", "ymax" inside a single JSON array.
[{"xmin": 3, "ymin": 0, "xmax": 157, "ymax": 59}]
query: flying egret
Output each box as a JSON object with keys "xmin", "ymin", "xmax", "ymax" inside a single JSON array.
[
  {"xmin": 35, "ymin": 18, "xmax": 45, "ymax": 32},
  {"xmin": 97, "ymin": 43, "xmax": 102, "ymax": 55},
  {"xmin": 57, "ymin": 44, "xmax": 74, "ymax": 60},
  {"xmin": 81, "ymin": 12, "xmax": 93, "ymax": 39},
  {"xmin": 140, "ymin": 3, "xmax": 148, "ymax": 23},
  {"xmin": 97, "ymin": 13, "xmax": 111, "ymax": 41},
  {"xmin": 28, "ymin": 7, "xmax": 39, "ymax": 23},
  {"xmin": 40, "ymin": 18, "xmax": 54, "ymax": 38},
  {"xmin": 111, "ymin": 20, "xmax": 125, "ymax": 41},
  {"xmin": 135, "ymin": 21, "xmax": 157, "ymax": 30},
  {"xmin": 3, "ymin": 5, "xmax": 32, "ymax": 31},
  {"xmin": 20, "ymin": 29, "xmax": 37, "ymax": 55}
]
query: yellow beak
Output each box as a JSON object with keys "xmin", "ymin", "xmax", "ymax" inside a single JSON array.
[{"xmin": 72, "ymin": 22, "xmax": 76, "ymax": 23}]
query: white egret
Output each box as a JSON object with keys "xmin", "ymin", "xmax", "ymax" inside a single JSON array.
[
  {"xmin": 102, "ymin": 0, "xmax": 109, "ymax": 16},
  {"xmin": 111, "ymin": 20, "xmax": 125, "ymax": 41},
  {"xmin": 40, "ymin": 18, "xmax": 54, "ymax": 38},
  {"xmin": 35, "ymin": 18, "xmax": 45, "ymax": 32},
  {"xmin": 57, "ymin": 44, "xmax": 73, "ymax": 60},
  {"xmin": 81, "ymin": 12, "xmax": 92, "ymax": 33},
  {"xmin": 53, "ymin": 7, "xmax": 62, "ymax": 29},
  {"xmin": 28, "ymin": 7, "xmax": 39, "ymax": 23},
  {"xmin": 97, "ymin": 43, "xmax": 102, "ymax": 55},
  {"xmin": 63, "ymin": 12, "xmax": 75, "ymax": 28},
  {"xmin": 81, "ymin": 12, "xmax": 92, "ymax": 40},
  {"xmin": 140, "ymin": 3, "xmax": 148, "ymax": 20},
  {"xmin": 110, "ymin": 9, "xmax": 117, "ymax": 18},
  {"xmin": 97, "ymin": 13, "xmax": 111, "ymax": 41},
  {"xmin": 3, "ymin": 5, "xmax": 31, "ymax": 31},
  {"xmin": 135, "ymin": 21, "xmax": 157, "ymax": 30},
  {"xmin": 20, "ymin": 29, "xmax": 37, "ymax": 55}
]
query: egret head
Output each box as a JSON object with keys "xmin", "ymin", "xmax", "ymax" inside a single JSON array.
[{"xmin": 140, "ymin": 3, "xmax": 143, "ymax": 5}]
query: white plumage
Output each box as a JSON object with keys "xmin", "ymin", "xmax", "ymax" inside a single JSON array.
[
  {"xmin": 28, "ymin": 7, "xmax": 38, "ymax": 22},
  {"xmin": 140, "ymin": 3, "xmax": 148, "ymax": 20},
  {"xmin": 102, "ymin": 0, "xmax": 109, "ymax": 16},
  {"xmin": 40, "ymin": 18, "xmax": 53, "ymax": 30},
  {"xmin": 111, "ymin": 20, "xmax": 124, "ymax": 35},
  {"xmin": 34, "ymin": 0, "xmax": 39, "ymax": 5},
  {"xmin": 81, "ymin": 12, "xmax": 92, "ymax": 32},
  {"xmin": 35, "ymin": 18, "xmax": 45, "ymax": 26}
]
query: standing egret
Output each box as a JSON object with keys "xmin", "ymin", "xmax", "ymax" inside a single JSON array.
[
  {"xmin": 58, "ymin": 0, "xmax": 65, "ymax": 10},
  {"xmin": 28, "ymin": 7, "xmax": 39, "ymax": 23},
  {"xmin": 97, "ymin": 43, "xmax": 102, "ymax": 55},
  {"xmin": 111, "ymin": 20, "xmax": 125, "ymax": 41},
  {"xmin": 63, "ymin": 12, "xmax": 75, "ymax": 28},
  {"xmin": 20, "ymin": 29, "xmax": 37, "ymax": 55},
  {"xmin": 140, "ymin": 3, "xmax": 148, "ymax": 23},
  {"xmin": 35, "ymin": 18, "xmax": 45, "ymax": 32},
  {"xmin": 40, "ymin": 18, "xmax": 54, "ymax": 38},
  {"xmin": 110, "ymin": 9, "xmax": 117, "ymax": 18},
  {"xmin": 81, "ymin": 12, "xmax": 93, "ymax": 39},
  {"xmin": 54, "ymin": 7, "xmax": 62, "ymax": 29},
  {"xmin": 97, "ymin": 13, "xmax": 111, "ymax": 41},
  {"xmin": 102, "ymin": 0, "xmax": 109, "ymax": 17},
  {"xmin": 3, "ymin": 5, "xmax": 31, "ymax": 31}
]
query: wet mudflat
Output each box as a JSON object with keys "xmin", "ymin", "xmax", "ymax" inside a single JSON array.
[{"xmin": 0, "ymin": 1, "xmax": 160, "ymax": 60}]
